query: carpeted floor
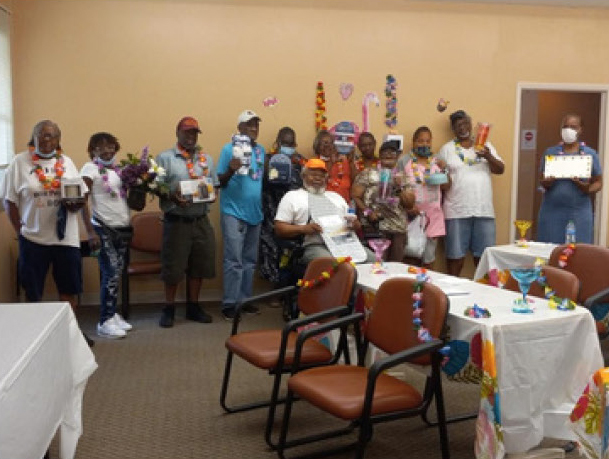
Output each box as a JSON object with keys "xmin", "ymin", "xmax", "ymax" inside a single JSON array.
[{"xmin": 48, "ymin": 302, "xmax": 567, "ymax": 459}]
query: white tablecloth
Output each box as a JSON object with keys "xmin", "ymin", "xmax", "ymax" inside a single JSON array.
[
  {"xmin": 473, "ymin": 242, "xmax": 558, "ymax": 282},
  {"xmin": 0, "ymin": 302, "xmax": 98, "ymax": 459},
  {"xmin": 355, "ymin": 262, "xmax": 602, "ymax": 459}
]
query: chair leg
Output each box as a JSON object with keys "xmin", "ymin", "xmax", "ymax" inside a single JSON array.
[
  {"xmin": 432, "ymin": 358, "xmax": 450, "ymax": 459},
  {"xmin": 277, "ymin": 389, "xmax": 296, "ymax": 459},
  {"xmin": 219, "ymin": 350, "xmax": 235, "ymax": 412},
  {"xmin": 264, "ymin": 370, "xmax": 285, "ymax": 449}
]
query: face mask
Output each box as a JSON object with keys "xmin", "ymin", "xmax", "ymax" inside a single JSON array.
[
  {"xmin": 280, "ymin": 146, "xmax": 295, "ymax": 156},
  {"xmin": 561, "ymin": 127, "xmax": 578, "ymax": 144},
  {"xmin": 413, "ymin": 146, "xmax": 432, "ymax": 157},
  {"xmin": 97, "ymin": 157, "xmax": 115, "ymax": 167},
  {"xmin": 35, "ymin": 149, "xmax": 56, "ymax": 159}
]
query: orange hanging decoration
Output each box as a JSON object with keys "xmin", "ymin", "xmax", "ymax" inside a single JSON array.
[{"xmin": 315, "ymin": 81, "xmax": 328, "ymax": 132}]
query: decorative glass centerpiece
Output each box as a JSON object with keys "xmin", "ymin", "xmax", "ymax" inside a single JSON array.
[
  {"xmin": 514, "ymin": 220, "xmax": 532, "ymax": 247},
  {"xmin": 368, "ymin": 238, "xmax": 391, "ymax": 274},
  {"xmin": 509, "ymin": 266, "xmax": 541, "ymax": 313}
]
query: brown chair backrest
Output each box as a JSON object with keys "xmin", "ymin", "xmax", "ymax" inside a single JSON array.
[
  {"xmin": 366, "ymin": 278, "xmax": 448, "ymax": 363},
  {"xmin": 130, "ymin": 211, "xmax": 163, "ymax": 253},
  {"xmin": 548, "ymin": 243, "xmax": 609, "ymax": 303},
  {"xmin": 297, "ymin": 257, "xmax": 357, "ymax": 316},
  {"xmin": 504, "ymin": 265, "xmax": 580, "ymax": 302}
]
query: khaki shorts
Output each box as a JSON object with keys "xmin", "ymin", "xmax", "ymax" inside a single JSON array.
[{"xmin": 161, "ymin": 214, "xmax": 216, "ymax": 284}]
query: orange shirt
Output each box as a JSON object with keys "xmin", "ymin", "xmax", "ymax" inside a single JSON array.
[{"xmin": 325, "ymin": 157, "xmax": 352, "ymax": 202}]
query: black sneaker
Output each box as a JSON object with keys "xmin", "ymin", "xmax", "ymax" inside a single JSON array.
[
  {"xmin": 159, "ymin": 306, "xmax": 175, "ymax": 328},
  {"xmin": 241, "ymin": 303, "xmax": 260, "ymax": 315},
  {"xmin": 222, "ymin": 309, "xmax": 236, "ymax": 321},
  {"xmin": 185, "ymin": 303, "xmax": 212, "ymax": 323}
]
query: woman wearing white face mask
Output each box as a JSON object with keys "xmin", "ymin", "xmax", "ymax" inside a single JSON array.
[{"xmin": 537, "ymin": 113, "xmax": 603, "ymax": 244}]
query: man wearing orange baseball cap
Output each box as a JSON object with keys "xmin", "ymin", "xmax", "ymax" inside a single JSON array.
[
  {"xmin": 155, "ymin": 116, "xmax": 219, "ymax": 328},
  {"xmin": 274, "ymin": 158, "xmax": 372, "ymax": 264}
]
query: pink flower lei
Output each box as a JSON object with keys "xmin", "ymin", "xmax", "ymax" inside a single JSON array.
[{"xmin": 94, "ymin": 159, "xmax": 125, "ymax": 198}]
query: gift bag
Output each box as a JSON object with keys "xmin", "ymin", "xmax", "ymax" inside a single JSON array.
[{"xmin": 404, "ymin": 213, "xmax": 428, "ymax": 258}]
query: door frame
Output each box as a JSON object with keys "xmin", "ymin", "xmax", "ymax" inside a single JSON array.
[{"xmin": 511, "ymin": 82, "xmax": 609, "ymax": 246}]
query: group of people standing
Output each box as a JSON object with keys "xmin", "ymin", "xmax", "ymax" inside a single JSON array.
[{"xmin": 0, "ymin": 109, "xmax": 602, "ymax": 344}]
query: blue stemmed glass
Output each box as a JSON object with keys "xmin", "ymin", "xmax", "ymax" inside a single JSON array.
[{"xmin": 509, "ymin": 266, "xmax": 541, "ymax": 314}]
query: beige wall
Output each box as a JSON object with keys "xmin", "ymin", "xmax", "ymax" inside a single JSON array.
[{"xmin": 2, "ymin": 0, "xmax": 609, "ymax": 302}]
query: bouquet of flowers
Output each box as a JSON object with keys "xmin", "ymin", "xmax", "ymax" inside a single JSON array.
[{"xmin": 118, "ymin": 146, "xmax": 169, "ymax": 211}]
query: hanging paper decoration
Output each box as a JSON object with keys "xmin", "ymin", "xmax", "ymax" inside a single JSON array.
[
  {"xmin": 263, "ymin": 96, "xmax": 279, "ymax": 108},
  {"xmin": 339, "ymin": 82, "xmax": 354, "ymax": 101},
  {"xmin": 384, "ymin": 74, "xmax": 397, "ymax": 132},
  {"xmin": 361, "ymin": 92, "xmax": 379, "ymax": 133},
  {"xmin": 436, "ymin": 98, "xmax": 450, "ymax": 113},
  {"xmin": 315, "ymin": 81, "xmax": 328, "ymax": 132}
]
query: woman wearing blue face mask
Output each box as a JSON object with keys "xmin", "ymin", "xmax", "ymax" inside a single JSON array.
[
  {"xmin": 537, "ymin": 114, "xmax": 603, "ymax": 244},
  {"xmin": 259, "ymin": 127, "xmax": 306, "ymax": 291},
  {"xmin": 81, "ymin": 132, "xmax": 133, "ymax": 339},
  {"xmin": 398, "ymin": 126, "xmax": 451, "ymax": 268}
]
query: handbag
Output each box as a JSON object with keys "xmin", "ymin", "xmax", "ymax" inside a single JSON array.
[{"xmin": 404, "ymin": 213, "xmax": 428, "ymax": 258}]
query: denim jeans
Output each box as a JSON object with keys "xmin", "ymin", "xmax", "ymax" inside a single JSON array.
[
  {"xmin": 221, "ymin": 213, "xmax": 261, "ymax": 311},
  {"xmin": 95, "ymin": 226, "xmax": 128, "ymax": 324}
]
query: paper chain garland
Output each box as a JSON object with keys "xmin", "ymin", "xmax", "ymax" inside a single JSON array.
[
  {"xmin": 384, "ymin": 74, "xmax": 397, "ymax": 131},
  {"xmin": 297, "ymin": 257, "xmax": 355, "ymax": 289},
  {"xmin": 315, "ymin": 81, "xmax": 328, "ymax": 132}
]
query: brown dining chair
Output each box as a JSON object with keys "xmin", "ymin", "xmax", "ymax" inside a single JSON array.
[
  {"xmin": 120, "ymin": 211, "xmax": 163, "ymax": 319},
  {"xmin": 548, "ymin": 243, "xmax": 609, "ymax": 336},
  {"xmin": 276, "ymin": 277, "xmax": 450, "ymax": 459},
  {"xmin": 220, "ymin": 256, "xmax": 357, "ymax": 449},
  {"xmin": 504, "ymin": 265, "xmax": 580, "ymax": 302}
]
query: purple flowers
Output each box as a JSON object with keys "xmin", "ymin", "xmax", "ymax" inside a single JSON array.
[{"xmin": 118, "ymin": 146, "xmax": 168, "ymax": 198}]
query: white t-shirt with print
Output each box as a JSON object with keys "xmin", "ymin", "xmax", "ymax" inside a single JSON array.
[
  {"xmin": 437, "ymin": 141, "xmax": 503, "ymax": 219},
  {"xmin": 0, "ymin": 151, "xmax": 85, "ymax": 247},
  {"xmin": 81, "ymin": 161, "xmax": 130, "ymax": 227},
  {"xmin": 275, "ymin": 188, "xmax": 348, "ymax": 246}
]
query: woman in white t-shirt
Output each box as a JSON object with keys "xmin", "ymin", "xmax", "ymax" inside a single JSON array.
[
  {"xmin": 1, "ymin": 120, "xmax": 93, "ymax": 345},
  {"xmin": 81, "ymin": 133, "xmax": 133, "ymax": 339}
]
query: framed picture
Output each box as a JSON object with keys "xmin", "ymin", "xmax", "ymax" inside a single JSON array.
[
  {"xmin": 60, "ymin": 177, "xmax": 85, "ymax": 201},
  {"xmin": 179, "ymin": 177, "xmax": 215, "ymax": 203}
]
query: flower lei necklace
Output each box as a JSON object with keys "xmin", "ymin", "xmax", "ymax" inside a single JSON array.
[
  {"xmin": 94, "ymin": 159, "xmax": 124, "ymax": 198},
  {"xmin": 535, "ymin": 269, "xmax": 577, "ymax": 311},
  {"xmin": 410, "ymin": 267, "xmax": 451, "ymax": 362},
  {"xmin": 179, "ymin": 146, "xmax": 209, "ymax": 179},
  {"xmin": 328, "ymin": 158, "xmax": 345, "ymax": 188},
  {"xmin": 29, "ymin": 145, "xmax": 64, "ymax": 190},
  {"xmin": 297, "ymin": 257, "xmax": 354, "ymax": 289},
  {"xmin": 454, "ymin": 139, "xmax": 481, "ymax": 166},
  {"xmin": 409, "ymin": 153, "xmax": 432, "ymax": 184},
  {"xmin": 557, "ymin": 243, "xmax": 576, "ymax": 268},
  {"xmin": 558, "ymin": 141, "xmax": 586, "ymax": 155}
]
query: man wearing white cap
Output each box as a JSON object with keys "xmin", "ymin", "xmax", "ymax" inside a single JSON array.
[{"xmin": 217, "ymin": 110, "xmax": 266, "ymax": 320}]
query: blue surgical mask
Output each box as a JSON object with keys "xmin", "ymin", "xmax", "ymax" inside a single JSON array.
[
  {"xmin": 413, "ymin": 146, "xmax": 432, "ymax": 157},
  {"xmin": 280, "ymin": 146, "xmax": 295, "ymax": 156},
  {"xmin": 35, "ymin": 149, "xmax": 57, "ymax": 159},
  {"xmin": 97, "ymin": 157, "xmax": 115, "ymax": 167}
]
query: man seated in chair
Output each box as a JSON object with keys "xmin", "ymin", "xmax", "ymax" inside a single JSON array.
[{"xmin": 274, "ymin": 158, "xmax": 373, "ymax": 264}]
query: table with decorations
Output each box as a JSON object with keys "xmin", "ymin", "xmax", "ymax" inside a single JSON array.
[{"xmin": 355, "ymin": 262, "xmax": 602, "ymax": 459}]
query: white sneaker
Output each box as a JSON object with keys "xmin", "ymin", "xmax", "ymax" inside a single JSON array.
[
  {"xmin": 97, "ymin": 318, "xmax": 126, "ymax": 339},
  {"xmin": 112, "ymin": 313, "xmax": 133, "ymax": 331}
]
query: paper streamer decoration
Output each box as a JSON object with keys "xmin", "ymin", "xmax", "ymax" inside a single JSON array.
[
  {"xmin": 263, "ymin": 96, "xmax": 279, "ymax": 108},
  {"xmin": 339, "ymin": 83, "xmax": 354, "ymax": 101},
  {"xmin": 361, "ymin": 92, "xmax": 379, "ymax": 133},
  {"xmin": 385, "ymin": 74, "xmax": 397, "ymax": 131},
  {"xmin": 315, "ymin": 81, "xmax": 328, "ymax": 132}
]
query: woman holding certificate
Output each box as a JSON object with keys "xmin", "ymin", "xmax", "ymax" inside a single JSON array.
[{"xmin": 537, "ymin": 114, "xmax": 603, "ymax": 244}]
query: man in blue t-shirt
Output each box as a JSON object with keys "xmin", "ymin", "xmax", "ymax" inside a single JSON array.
[{"xmin": 217, "ymin": 110, "xmax": 265, "ymax": 320}]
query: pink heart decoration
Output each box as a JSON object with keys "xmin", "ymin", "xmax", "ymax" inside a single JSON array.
[{"xmin": 339, "ymin": 83, "xmax": 354, "ymax": 101}]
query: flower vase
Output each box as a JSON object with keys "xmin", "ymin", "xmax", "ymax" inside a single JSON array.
[{"xmin": 127, "ymin": 187, "xmax": 147, "ymax": 211}]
